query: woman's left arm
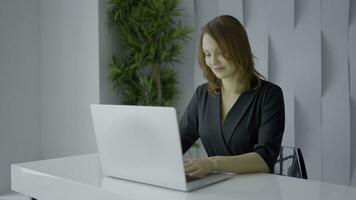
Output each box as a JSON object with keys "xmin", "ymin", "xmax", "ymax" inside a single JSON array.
[
  {"xmin": 185, "ymin": 152, "xmax": 269, "ymax": 177},
  {"xmin": 252, "ymin": 85, "xmax": 285, "ymax": 172}
]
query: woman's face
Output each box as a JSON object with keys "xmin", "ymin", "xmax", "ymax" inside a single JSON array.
[{"xmin": 202, "ymin": 33, "xmax": 238, "ymax": 80}]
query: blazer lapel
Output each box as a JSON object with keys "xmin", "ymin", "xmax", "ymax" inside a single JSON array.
[
  {"xmin": 207, "ymin": 94, "xmax": 231, "ymax": 155},
  {"xmin": 221, "ymin": 89, "xmax": 258, "ymax": 145}
]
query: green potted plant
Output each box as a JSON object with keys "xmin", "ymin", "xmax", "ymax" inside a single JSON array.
[{"xmin": 107, "ymin": 0, "xmax": 193, "ymax": 106}]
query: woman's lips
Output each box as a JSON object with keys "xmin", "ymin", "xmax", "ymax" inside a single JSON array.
[{"xmin": 213, "ymin": 65, "xmax": 224, "ymax": 71}]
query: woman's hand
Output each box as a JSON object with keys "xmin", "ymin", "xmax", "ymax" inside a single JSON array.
[{"xmin": 184, "ymin": 159, "xmax": 214, "ymax": 177}]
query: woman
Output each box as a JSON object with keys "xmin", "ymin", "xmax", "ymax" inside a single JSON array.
[{"xmin": 180, "ymin": 15, "xmax": 285, "ymax": 177}]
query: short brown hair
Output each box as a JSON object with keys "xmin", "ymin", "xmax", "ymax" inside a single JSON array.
[{"xmin": 198, "ymin": 15, "xmax": 264, "ymax": 95}]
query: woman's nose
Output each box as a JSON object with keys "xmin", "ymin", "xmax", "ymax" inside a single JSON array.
[{"xmin": 211, "ymin": 55, "xmax": 219, "ymax": 65}]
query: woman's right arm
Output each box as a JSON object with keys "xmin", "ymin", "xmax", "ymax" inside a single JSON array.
[{"xmin": 179, "ymin": 87, "xmax": 200, "ymax": 153}]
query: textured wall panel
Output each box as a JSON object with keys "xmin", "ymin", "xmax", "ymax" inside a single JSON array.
[
  {"xmin": 244, "ymin": 0, "xmax": 269, "ymax": 78},
  {"xmin": 350, "ymin": 0, "xmax": 356, "ymax": 187},
  {"xmin": 216, "ymin": 0, "xmax": 243, "ymax": 24},
  {"xmin": 293, "ymin": 0, "xmax": 322, "ymax": 181},
  {"xmin": 268, "ymin": 0, "xmax": 295, "ymax": 146},
  {"xmin": 350, "ymin": 0, "xmax": 356, "ymax": 27},
  {"xmin": 321, "ymin": 0, "xmax": 350, "ymax": 185}
]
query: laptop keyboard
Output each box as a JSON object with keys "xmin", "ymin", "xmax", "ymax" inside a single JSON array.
[{"xmin": 185, "ymin": 175, "xmax": 203, "ymax": 183}]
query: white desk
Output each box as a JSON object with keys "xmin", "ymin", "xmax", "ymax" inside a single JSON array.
[{"xmin": 11, "ymin": 154, "xmax": 356, "ymax": 200}]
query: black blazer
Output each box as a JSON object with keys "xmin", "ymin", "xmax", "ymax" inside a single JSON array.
[{"xmin": 179, "ymin": 80, "xmax": 285, "ymax": 172}]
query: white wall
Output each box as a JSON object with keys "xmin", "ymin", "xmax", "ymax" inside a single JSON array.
[
  {"xmin": 39, "ymin": 0, "xmax": 100, "ymax": 159},
  {"xmin": 192, "ymin": 0, "xmax": 356, "ymax": 186},
  {"xmin": 0, "ymin": 0, "xmax": 100, "ymax": 193},
  {"xmin": 350, "ymin": 0, "xmax": 356, "ymax": 187},
  {"xmin": 0, "ymin": 0, "xmax": 41, "ymax": 194}
]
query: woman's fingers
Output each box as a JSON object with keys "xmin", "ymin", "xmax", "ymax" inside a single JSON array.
[
  {"xmin": 184, "ymin": 160, "xmax": 193, "ymax": 166},
  {"xmin": 185, "ymin": 164, "xmax": 199, "ymax": 174},
  {"xmin": 189, "ymin": 169, "xmax": 206, "ymax": 178},
  {"xmin": 184, "ymin": 159, "xmax": 212, "ymax": 177}
]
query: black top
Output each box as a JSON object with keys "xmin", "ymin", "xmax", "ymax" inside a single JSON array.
[{"xmin": 179, "ymin": 80, "xmax": 285, "ymax": 172}]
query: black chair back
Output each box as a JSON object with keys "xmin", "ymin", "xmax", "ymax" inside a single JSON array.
[{"xmin": 274, "ymin": 146, "xmax": 308, "ymax": 179}]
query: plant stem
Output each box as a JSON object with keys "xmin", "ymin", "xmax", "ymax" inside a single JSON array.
[{"xmin": 152, "ymin": 63, "xmax": 162, "ymax": 105}]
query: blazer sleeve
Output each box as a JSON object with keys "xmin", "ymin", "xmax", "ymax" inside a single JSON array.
[
  {"xmin": 253, "ymin": 85, "xmax": 285, "ymax": 172},
  {"xmin": 179, "ymin": 87, "xmax": 200, "ymax": 154}
]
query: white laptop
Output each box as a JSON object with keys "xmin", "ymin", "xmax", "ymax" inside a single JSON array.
[{"xmin": 90, "ymin": 104, "xmax": 232, "ymax": 191}]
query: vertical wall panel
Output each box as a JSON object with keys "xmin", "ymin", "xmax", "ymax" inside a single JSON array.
[
  {"xmin": 321, "ymin": 0, "xmax": 350, "ymax": 185},
  {"xmin": 350, "ymin": 0, "xmax": 356, "ymax": 187},
  {"xmin": 216, "ymin": 0, "xmax": 243, "ymax": 24},
  {"xmin": 244, "ymin": 0, "xmax": 269, "ymax": 79},
  {"xmin": 350, "ymin": 0, "xmax": 356, "ymax": 27},
  {"xmin": 293, "ymin": 0, "xmax": 322, "ymax": 181},
  {"xmin": 268, "ymin": 0, "xmax": 295, "ymax": 147}
]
